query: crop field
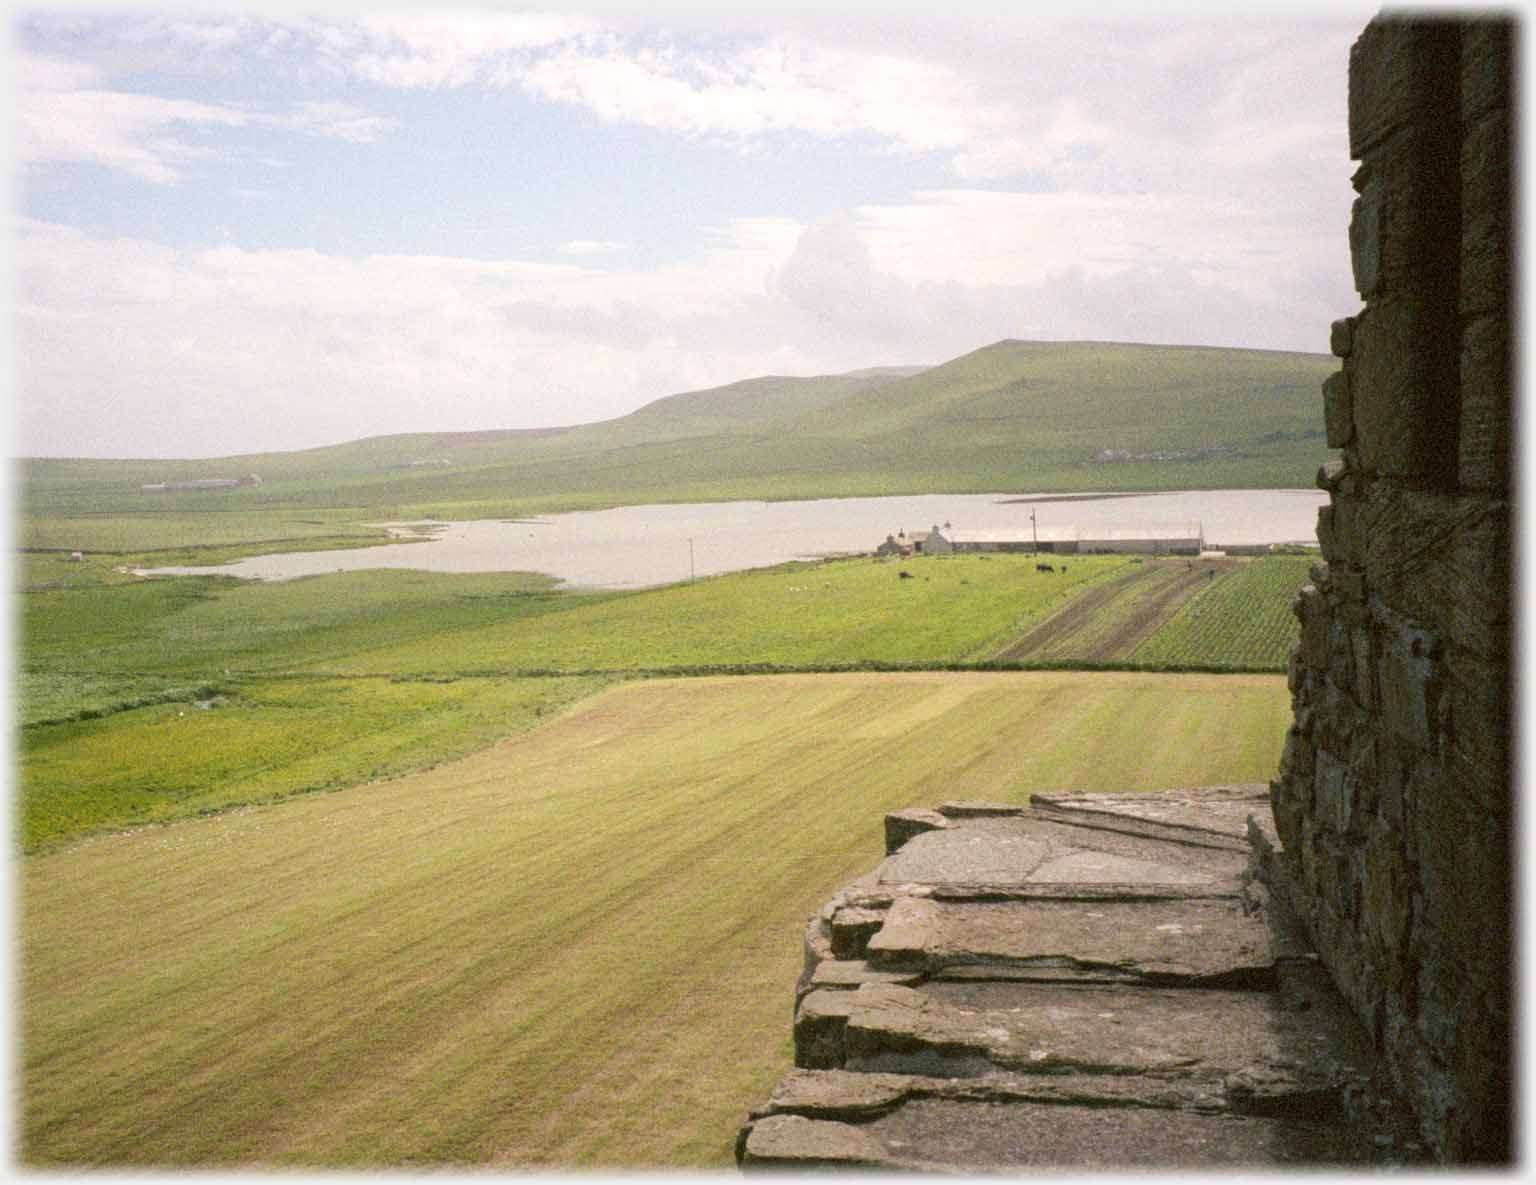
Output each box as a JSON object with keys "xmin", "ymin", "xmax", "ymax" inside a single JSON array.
[
  {"xmin": 1132, "ymin": 554, "xmax": 1314, "ymax": 669},
  {"xmin": 991, "ymin": 554, "xmax": 1309, "ymax": 670},
  {"xmin": 993, "ymin": 557, "xmax": 1238, "ymax": 662},
  {"xmin": 21, "ymin": 670, "xmax": 1291, "ymax": 1168}
]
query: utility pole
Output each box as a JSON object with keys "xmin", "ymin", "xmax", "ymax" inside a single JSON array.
[
  {"xmin": 689, "ymin": 537, "xmax": 695, "ymax": 583},
  {"xmin": 1031, "ymin": 508, "xmax": 1038, "ymax": 554}
]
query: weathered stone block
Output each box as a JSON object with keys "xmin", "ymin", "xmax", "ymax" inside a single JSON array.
[
  {"xmin": 1350, "ymin": 146, "xmax": 1458, "ymax": 308},
  {"xmin": 1295, "ymin": 585, "xmax": 1331, "ymax": 669},
  {"xmin": 1356, "ymin": 486, "xmax": 1466, "ymax": 627},
  {"xmin": 1460, "ymin": 19, "xmax": 1514, "ymax": 124},
  {"xmin": 1318, "ymin": 492, "xmax": 1368, "ymax": 570},
  {"xmin": 794, "ymin": 990, "xmax": 857, "ymax": 1069},
  {"xmin": 1322, "ymin": 372, "xmax": 1353, "ymax": 448},
  {"xmin": 1349, "ymin": 299, "xmax": 1459, "ymax": 484},
  {"xmin": 1443, "ymin": 650, "xmax": 1511, "ymax": 812},
  {"xmin": 1450, "ymin": 500, "xmax": 1511, "ymax": 658},
  {"xmin": 830, "ymin": 907, "xmax": 887, "ymax": 959},
  {"xmin": 1360, "ymin": 826, "xmax": 1412, "ymax": 982},
  {"xmin": 1330, "ymin": 316, "xmax": 1357, "ymax": 359},
  {"xmin": 1348, "ymin": 17, "xmax": 1461, "ymax": 157},
  {"xmin": 1269, "ymin": 776, "xmax": 1307, "ymax": 851},
  {"xmin": 1348, "ymin": 176, "xmax": 1383, "ymax": 299},
  {"xmin": 1458, "ymin": 314, "xmax": 1511, "ymax": 491},
  {"xmin": 1280, "ymin": 727, "xmax": 1316, "ymax": 787},
  {"xmin": 1316, "ymin": 458, "xmax": 1347, "ymax": 493},
  {"xmin": 1377, "ymin": 622, "xmax": 1440, "ymax": 749},
  {"xmin": 1315, "ymin": 505, "xmax": 1338, "ymax": 564},
  {"xmin": 1411, "ymin": 785, "xmax": 1510, "ymax": 972},
  {"xmin": 883, "ymin": 807, "xmax": 950, "ymax": 856},
  {"xmin": 1312, "ymin": 750, "xmax": 1350, "ymax": 835},
  {"xmin": 1460, "ymin": 108, "xmax": 1511, "ymax": 318},
  {"xmin": 1350, "ymin": 626, "xmax": 1377, "ymax": 711},
  {"xmin": 1331, "ymin": 565, "xmax": 1366, "ymax": 606}
]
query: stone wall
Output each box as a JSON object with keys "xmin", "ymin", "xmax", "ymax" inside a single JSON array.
[{"xmin": 1269, "ymin": 14, "xmax": 1513, "ymax": 1164}]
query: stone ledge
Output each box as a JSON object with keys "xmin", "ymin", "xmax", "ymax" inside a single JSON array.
[{"xmin": 742, "ymin": 786, "xmax": 1425, "ymax": 1170}]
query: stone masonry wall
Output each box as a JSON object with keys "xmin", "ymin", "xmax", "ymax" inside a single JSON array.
[{"xmin": 1270, "ymin": 15, "xmax": 1513, "ymax": 1163}]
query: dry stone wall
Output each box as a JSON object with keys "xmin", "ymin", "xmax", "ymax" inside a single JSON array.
[{"xmin": 1270, "ymin": 14, "xmax": 1513, "ymax": 1163}]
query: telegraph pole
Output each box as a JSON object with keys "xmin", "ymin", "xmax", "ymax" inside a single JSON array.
[{"xmin": 689, "ymin": 537, "xmax": 695, "ymax": 583}]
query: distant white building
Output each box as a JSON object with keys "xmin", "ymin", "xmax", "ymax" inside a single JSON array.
[
  {"xmin": 1076, "ymin": 525, "xmax": 1203, "ymax": 555},
  {"xmin": 916, "ymin": 523, "xmax": 1204, "ymax": 556}
]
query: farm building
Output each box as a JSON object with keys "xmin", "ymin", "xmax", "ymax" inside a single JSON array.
[
  {"xmin": 910, "ymin": 524, "xmax": 1205, "ymax": 556},
  {"xmin": 927, "ymin": 526, "xmax": 1079, "ymax": 554},
  {"xmin": 1075, "ymin": 525, "xmax": 1203, "ymax": 555},
  {"xmin": 875, "ymin": 527, "xmax": 938, "ymax": 557}
]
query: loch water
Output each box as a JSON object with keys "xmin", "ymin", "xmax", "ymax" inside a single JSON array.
[{"xmin": 140, "ymin": 489, "xmax": 1325, "ymax": 590}]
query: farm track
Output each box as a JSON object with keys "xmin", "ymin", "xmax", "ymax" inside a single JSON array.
[{"xmin": 997, "ymin": 558, "xmax": 1240, "ymax": 662}]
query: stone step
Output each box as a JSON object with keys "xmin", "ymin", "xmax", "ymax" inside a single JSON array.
[
  {"xmin": 798, "ymin": 979, "xmax": 1356, "ymax": 1082},
  {"xmin": 875, "ymin": 813, "xmax": 1250, "ymax": 890},
  {"xmin": 864, "ymin": 893, "xmax": 1273, "ymax": 984},
  {"xmin": 739, "ymin": 1093, "xmax": 1404, "ymax": 1170},
  {"xmin": 742, "ymin": 787, "xmax": 1426, "ymax": 1170},
  {"xmin": 741, "ymin": 1047, "xmax": 1427, "ymax": 1170},
  {"xmin": 1031, "ymin": 784, "xmax": 1276, "ymax": 852}
]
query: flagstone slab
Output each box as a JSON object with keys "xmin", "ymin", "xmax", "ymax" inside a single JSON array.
[
  {"xmin": 1032, "ymin": 784, "xmax": 1276, "ymax": 850},
  {"xmin": 865, "ymin": 894, "xmax": 1271, "ymax": 983},
  {"xmin": 838, "ymin": 981, "xmax": 1329, "ymax": 1080}
]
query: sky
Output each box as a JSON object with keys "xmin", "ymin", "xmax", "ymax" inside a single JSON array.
[{"xmin": 11, "ymin": 1, "xmax": 1382, "ymax": 460}]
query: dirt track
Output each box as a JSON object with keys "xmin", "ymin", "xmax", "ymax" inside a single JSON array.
[{"xmin": 998, "ymin": 557, "xmax": 1240, "ymax": 662}]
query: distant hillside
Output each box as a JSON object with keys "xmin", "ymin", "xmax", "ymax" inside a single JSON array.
[{"xmin": 22, "ymin": 342, "xmax": 1332, "ymax": 520}]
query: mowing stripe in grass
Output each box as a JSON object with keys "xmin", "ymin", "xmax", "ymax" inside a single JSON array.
[{"xmin": 23, "ymin": 670, "xmax": 1289, "ymax": 1168}]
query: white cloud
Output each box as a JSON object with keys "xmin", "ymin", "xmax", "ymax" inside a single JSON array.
[
  {"xmin": 14, "ymin": 49, "xmax": 399, "ymax": 181},
  {"xmin": 17, "ymin": 82, "xmax": 252, "ymax": 182},
  {"xmin": 559, "ymin": 240, "xmax": 628, "ymax": 256},
  {"xmin": 314, "ymin": 10, "xmax": 601, "ymax": 88},
  {"xmin": 284, "ymin": 101, "xmax": 397, "ymax": 144},
  {"xmin": 16, "ymin": 176, "xmax": 1349, "ymax": 459}
]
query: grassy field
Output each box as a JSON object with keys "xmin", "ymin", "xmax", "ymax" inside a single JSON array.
[
  {"xmin": 18, "ymin": 547, "xmax": 1314, "ymax": 851},
  {"xmin": 21, "ymin": 670, "xmax": 1292, "ymax": 1168},
  {"xmin": 316, "ymin": 553, "xmax": 1135, "ymax": 675},
  {"xmin": 19, "ymin": 674, "xmax": 608, "ymax": 852},
  {"xmin": 23, "ymin": 340, "xmax": 1333, "ymax": 537}
]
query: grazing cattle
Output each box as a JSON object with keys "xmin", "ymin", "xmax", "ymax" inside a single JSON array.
[
  {"xmin": 1035, "ymin": 563, "xmax": 1055, "ymax": 573},
  {"xmin": 899, "ymin": 570, "xmax": 913, "ymax": 579}
]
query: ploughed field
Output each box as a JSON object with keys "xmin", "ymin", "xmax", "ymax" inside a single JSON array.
[{"xmin": 22, "ymin": 671, "xmax": 1291, "ymax": 1168}]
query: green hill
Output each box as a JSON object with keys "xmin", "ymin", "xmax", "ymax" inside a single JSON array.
[{"xmin": 21, "ymin": 340, "xmax": 1332, "ymax": 542}]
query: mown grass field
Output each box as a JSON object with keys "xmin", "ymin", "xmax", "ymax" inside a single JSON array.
[{"xmin": 21, "ymin": 671, "xmax": 1292, "ymax": 1168}]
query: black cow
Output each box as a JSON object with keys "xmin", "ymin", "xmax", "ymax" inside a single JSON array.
[{"xmin": 1035, "ymin": 562, "xmax": 1055, "ymax": 573}]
